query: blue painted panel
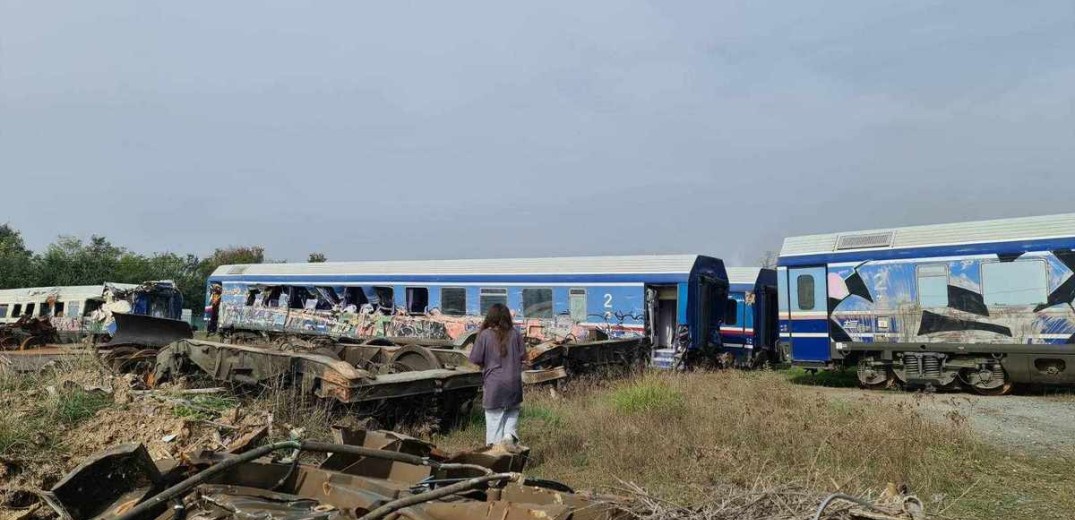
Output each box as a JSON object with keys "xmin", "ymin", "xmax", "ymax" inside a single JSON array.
[
  {"xmin": 790, "ymin": 319, "xmax": 829, "ymax": 334},
  {"xmin": 791, "ymin": 337, "xmax": 830, "ymax": 362},
  {"xmin": 676, "ymin": 283, "xmax": 688, "ymax": 323}
]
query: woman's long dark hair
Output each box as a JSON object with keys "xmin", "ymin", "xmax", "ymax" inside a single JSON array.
[{"xmin": 480, "ymin": 303, "xmax": 513, "ymax": 357}]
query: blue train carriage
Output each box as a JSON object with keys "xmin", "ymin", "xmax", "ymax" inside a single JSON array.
[
  {"xmin": 207, "ymin": 254, "xmax": 729, "ymax": 362},
  {"xmin": 719, "ymin": 268, "xmax": 779, "ymax": 367},
  {"xmin": 777, "ymin": 213, "xmax": 1075, "ymax": 394}
]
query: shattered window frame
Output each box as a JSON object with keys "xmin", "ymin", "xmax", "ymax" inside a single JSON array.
[
  {"xmin": 440, "ymin": 287, "xmax": 467, "ymax": 316},
  {"xmin": 11, "ymin": 304, "xmax": 21, "ymax": 317},
  {"xmin": 54, "ymin": 301, "xmax": 65, "ymax": 316},
  {"xmin": 406, "ymin": 287, "xmax": 429, "ymax": 314},
  {"xmin": 372, "ymin": 286, "xmax": 395, "ymax": 314},
  {"xmin": 245, "ymin": 288, "xmax": 261, "ymax": 306},
  {"xmin": 24, "ymin": 303, "xmax": 35, "ymax": 317},
  {"xmin": 522, "ymin": 288, "xmax": 554, "ymax": 319}
]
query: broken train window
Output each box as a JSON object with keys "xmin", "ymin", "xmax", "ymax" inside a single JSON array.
[{"xmin": 406, "ymin": 287, "xmax": 429, "ymax": 314}]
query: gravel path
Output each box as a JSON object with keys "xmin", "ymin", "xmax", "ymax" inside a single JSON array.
[{"xmin": 810, "ymin": 386, "xmax": 1075, "ymax": 455}]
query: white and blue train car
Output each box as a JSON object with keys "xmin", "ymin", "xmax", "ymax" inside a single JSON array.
[
  {"xmin": 720, "ymin": 268, "xmax": 779, "ymax": 366},
  {"xmin": 777, "ymin": 213, "xmax": 1075, "ymax": 394},
  {"xmin": 208, "ymin": 254, "xmax": 729, "ymax": 363}
]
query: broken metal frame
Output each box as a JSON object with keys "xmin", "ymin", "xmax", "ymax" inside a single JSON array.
[{"xmin": 42, "ymin": 428, "xmax": 625, "ymax": 520}]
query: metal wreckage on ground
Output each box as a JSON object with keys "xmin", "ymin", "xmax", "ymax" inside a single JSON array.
[
  {"xmin": 150, "ymin": 333, "xmax": 648, "ymax": 424},
  {"xmin": 39, "ymin": 427, "xmax": 627, "ymax": 520}
]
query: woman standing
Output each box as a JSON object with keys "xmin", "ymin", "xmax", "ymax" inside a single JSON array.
[{"xmin": 468, "ymin": 303, "xmax": 526, "ymax": 446}]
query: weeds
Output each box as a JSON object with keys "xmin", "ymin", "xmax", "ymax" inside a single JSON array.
[{"xmin": 434, "ymin": 369, "xmax": 1075, "ymax": 519}]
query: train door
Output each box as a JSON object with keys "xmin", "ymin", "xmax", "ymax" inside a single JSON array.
[
  {"xmin": 761, "ymin": 286, "xmax": 779, "ymax": 352},
  {"xmin": 647, "ymin": 284, "xmax": 679, "ymax": 368},
  {"xmin": 786, "ymin": 266, "xmax": 830, "ymax": 363}
]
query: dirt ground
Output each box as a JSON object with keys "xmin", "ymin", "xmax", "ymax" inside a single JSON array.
[{"xmin": 808, "ymin": 386, "xmax": 1075, "ymax": 456}]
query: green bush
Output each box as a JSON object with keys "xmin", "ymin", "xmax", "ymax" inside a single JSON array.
[{"xmin": 608, "ymin": 380, "xmax": 684, "ymax": 415}]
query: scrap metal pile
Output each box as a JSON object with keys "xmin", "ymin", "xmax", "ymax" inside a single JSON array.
[
  {"xmin": 0, "ymin": 316, "xmax": 59, "ymax": 351},
  {"xmin": 36, "ymin": 427, "xmax": 626, "ymax": 520}
]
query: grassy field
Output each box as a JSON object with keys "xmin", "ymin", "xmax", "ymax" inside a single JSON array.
[
  {"xmin": 433, "ymin": 369, "xmax": 1075, "ymax": 519},
  {"xmin": 4, "ymin": 358, "xmax": 1075, "ymax": 519}
]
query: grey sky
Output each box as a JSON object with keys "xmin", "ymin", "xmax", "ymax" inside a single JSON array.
[{"xmin": 2, "ymin": 1, "xmax": 1073, "ymax": 266}]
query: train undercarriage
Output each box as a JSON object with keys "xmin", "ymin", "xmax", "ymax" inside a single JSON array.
[{"xmin": 845, "ymin": 342, "xmax": 1075, "ymax": 395}]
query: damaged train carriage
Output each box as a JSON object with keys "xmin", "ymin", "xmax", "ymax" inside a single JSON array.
[
  {"xmin": 0, "ymin": 281, "xmax": 185, "ymax": 345},
  {"xmin": 718, "ymin": 267, "xmax": 779, "ymax": 367},
  {"xmin": 207, "ymin": 255, "xmax": 730, "ymax": 368},
  {"xmin": 777, "ymin": 212, "xmax": 1075, "ymax": 394}
]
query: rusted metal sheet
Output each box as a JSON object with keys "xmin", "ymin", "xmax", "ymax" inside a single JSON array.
[
  {"xmin": 154, "ymin": 339, "xmax": 482, "ymax": 405},
  {"xmin": 42, "ymin": 428, "xmax": 628, "ymax": 520}
]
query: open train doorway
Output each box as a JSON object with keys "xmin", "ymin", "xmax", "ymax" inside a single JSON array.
[{"xmin": 647, "ymin": 284, "xmax": 679, "ymax": 368}]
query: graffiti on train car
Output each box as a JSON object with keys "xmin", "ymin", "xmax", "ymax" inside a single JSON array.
[{"xmin": 217, "ymin": 284, "xmax": 647, "ymax": 343}]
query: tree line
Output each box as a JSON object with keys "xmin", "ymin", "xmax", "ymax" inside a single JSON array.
[{"xmin": 0, "ymin": 223, "xmax": 293, "ymax": 313}]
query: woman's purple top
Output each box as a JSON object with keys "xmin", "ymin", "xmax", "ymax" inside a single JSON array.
[{"xmin": 468, "ymin": 328, "xmax": 525, "ymax": 409}]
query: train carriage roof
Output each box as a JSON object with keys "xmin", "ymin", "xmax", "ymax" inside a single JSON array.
[
  {"xmin": 780, "ymin": 212, "xmax": 1075, "ymax": 264},
  {"xmin": 210, "ymin": 254, "xmax": 727, "ymax": 284},
  {"xmin": 0, "ymin": 284, "xmax": 137, "ymax": 302}
]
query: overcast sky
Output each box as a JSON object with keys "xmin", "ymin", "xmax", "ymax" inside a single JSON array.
[{"xmin": 1, "ymin": 1, "xmax": 1072, "ymax": 266}]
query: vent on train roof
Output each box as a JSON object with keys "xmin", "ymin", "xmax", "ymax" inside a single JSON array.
[
  {"xmin": 835, "ymin": 231, "xmax": 895, "ymax": 251},
  {"xmin": 225, "ymin": 265, "xmax": 249, "ymax": 275}
]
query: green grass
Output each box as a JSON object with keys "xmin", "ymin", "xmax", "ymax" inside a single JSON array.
[
  {"xmin": 433, "ymin": 370, "xmax": 1075, "ymax": 519},
  {"xmin": 54, "ymin": 390, "xmax": 112, "ymax": 425},
  {"xmin": 608, "ymin": 379, "xmax": 685, "ymax": 415},
  {"xmin": 170, "ymin": 394, "xmax": 240, "ymax": 421}
]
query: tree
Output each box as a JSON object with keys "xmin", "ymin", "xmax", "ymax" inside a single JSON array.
[
  {"xmin": 35, "ymin": 235, "xmax": 126, "ymax": 286},
  {"xmin": 0, "ymin": 224, "xmax": 35, "ymax": 289},
  {"xmin": 307, "ymin": 252, "xmax": 327, "ymax": 263},
  {"xmin": 757, "ymin": 250, "xmax": 778, "ymax": 269}
]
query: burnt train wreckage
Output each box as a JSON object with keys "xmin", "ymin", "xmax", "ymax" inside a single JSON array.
[{"xmin": 39, "ymin": 427, "xmax": 627, "ymax": 520}]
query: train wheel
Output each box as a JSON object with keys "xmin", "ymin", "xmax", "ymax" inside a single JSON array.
[
  {"xmin": 964, "ymin": 365, "xmax": 1013, "ymax": 396},
  {"xmin": 388, "ymin": 345, "xmax": 442, "ymax": 372},
  {"xmin": 856, "ymin": 360, "xmax": 893, "ymax": 390}
]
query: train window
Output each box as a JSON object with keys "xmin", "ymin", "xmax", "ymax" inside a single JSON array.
[
  {"xmin": 441, "ymin": 288, "xmax": 467, "ymax": 316},
  {"xmin": 67, "ymin": 301, "xmax": 81, "ymax": 318},
  {"xmin": 982, "ymin": 261, "xmax": 1047, "ymax": 306},
  {"xmin": 407, "ymin": 287, "xmax": 429, "ymax": 314},
  {"xmin": 522, "ymin": 288, "xmax": 553, "ymax": 318},
  {"xmin": 84, "ymin": 300, "xmax": 103, "ymax": 316},
  {"xmin": 479, "ymin": 288, "xmax": 508, "ymax": 314},
  {"xmin": 11, "ymin": 304, "xmax": 22, "ymax": 317},
  {"xmin": 724, "ymin": 299, "xmax": 738, "ymax": 325},
  {"xmin": 246, "ymin": 289, "xmax": 261, "ymax": 306},
  {"xmin": 263, "ymin": 287, "xmax": 281, "ymax": 307},
  {"xmin": 54, "ymin": 302, "xmax": 65, "ymax": 316},
  {"xmin": 916, "ymin": 264, "xmax": 949, "ymax": 308},
  {"xmin": 372, "ymin": 287, "xmax": 394, "ymax": 314},
  {"xmin": 39, "ymin": 303, "xmax": 51, "ymax": 317},
  {"xmin": 341, "ymin": 287, "xmax": 368, "ymax": 312},
  {"xmin": 569, "ymin": 288, "xmax": 587, "ymax": 321},
  {"xmin": 795, "ymin": 276, "xmax": 815, "ymax": 311},
  {"xmin": 24, "ymin": 303, "xmax": 35, "ymax": 317},
  {"xmin": 0, "ymin": 304, "xmax": 7, "ymax": 318}
]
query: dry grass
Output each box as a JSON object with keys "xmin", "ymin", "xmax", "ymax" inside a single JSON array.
[{"xmin": 434, "ymin": 370, "xmax": 1075, "ymax": 519}]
